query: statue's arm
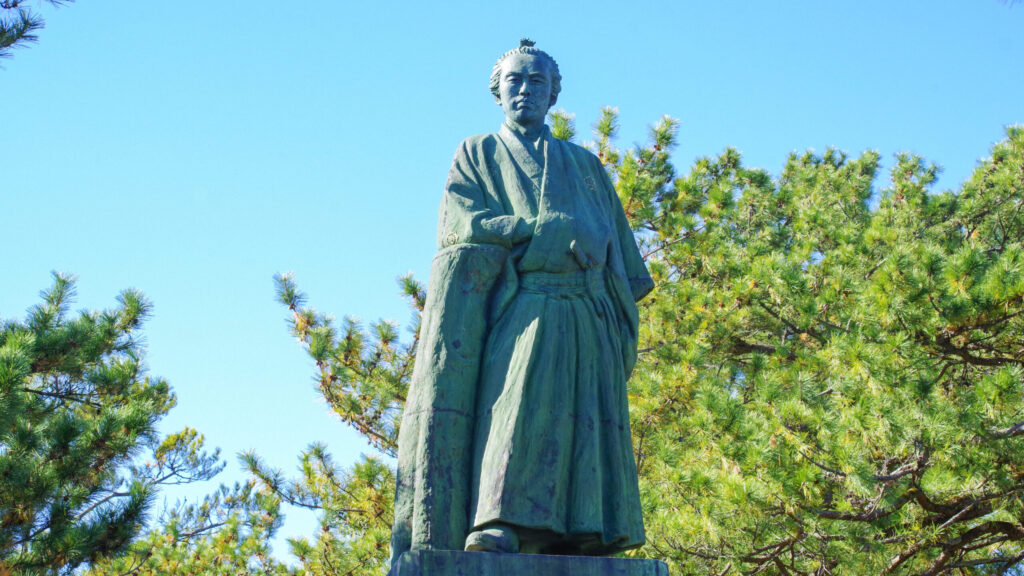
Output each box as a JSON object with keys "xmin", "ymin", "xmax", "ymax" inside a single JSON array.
[{"xmin": 438, "ymin": 140, "xmax": 535, "ymax": 250}]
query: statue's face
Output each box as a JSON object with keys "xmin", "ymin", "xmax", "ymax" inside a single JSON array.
[{"xmin": 497, "ymin": 53, "xmax": 553, "ymax": 128}]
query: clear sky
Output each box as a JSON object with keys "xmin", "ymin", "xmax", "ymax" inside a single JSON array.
[{"xmin": 4, "ymin": 0, "xmax": 1023, "ymax": 561}]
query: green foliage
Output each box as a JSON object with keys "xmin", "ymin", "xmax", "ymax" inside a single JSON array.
[
  {"xmin": 244, "ymin": 448, "xmax": 393, "ymax": 576},
  {"xmin": 0, "ymin": 0, "xmax": 72, "ymax": 58},
  {"xmin": 85, "ymin": 481, "xmax": 293, "ymax": 576},
  {"xmin": 261, "ymin": 273, "xmax": 416, "ymax": 574},
  {"xmin": 274, "ymin": 273, "xmax": 423, "ymax": 457},
  {"xmin": 624, "ymin": 121, "xmax": 1024, "ymax": 575},
  {"xmin": 0, "ymin": 274, "xmax": 222, "ymax": 574},
  {"xmin": 280, "ymin": 118, "xmax": 1024, "ymax": 575},
  {"xmin": 548, "ymin": 109, "xmax": 577, "ymax": 142}
]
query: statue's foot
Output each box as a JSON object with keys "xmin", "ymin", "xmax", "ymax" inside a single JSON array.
[{"xmin": 464, "ymin": 524, "xmax": 520, "ymax": 553}]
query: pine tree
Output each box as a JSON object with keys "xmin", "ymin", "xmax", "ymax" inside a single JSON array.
[
  {"xmin": 242, "ymin": 273, "xmax": 420, "ymax": 575},
  {"xmin": 0, "ymin": 274, "xmax": 222, "ymax": 574},
  {"xmin": 85, "ymin": 481, "xmax": 294, "ymax": 576},
  {"xmin": 613, "ymin": 114, "xmax": 1024, "ymax": 575},
  {"xmin": 243, "ymin": 447, "xmax": 394, "ymax": 576},
  {"xmin": 0, "ymin": 0, "xmax": 72, "ymax": 58},
  {"xmin": 277, "ymin": 114, "xmax": 1024, "ymax": 575}
]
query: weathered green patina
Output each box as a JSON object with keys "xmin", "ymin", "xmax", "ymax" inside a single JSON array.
[
  {"xmin": 392, "ymin": 550, "xmax": 670, "ymax": 576},
  {"xmin": 390, "ymin": 40, "xmax": 654, "ymax": 568}
]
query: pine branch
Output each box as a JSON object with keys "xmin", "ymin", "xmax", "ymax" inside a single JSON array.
[{"xmin": 0, "ymin": 0, "xmax": 73, "ymax": 58}]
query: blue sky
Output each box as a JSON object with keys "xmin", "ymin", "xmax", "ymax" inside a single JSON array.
[{"xmin": 4, "ymin": 0, "xmax": 1023, "ymax": 561}]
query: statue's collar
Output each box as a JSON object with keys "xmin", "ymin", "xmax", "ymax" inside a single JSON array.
[{"xmin": 500, "ymin": 122, "xmax": 550, "ymax": 148}]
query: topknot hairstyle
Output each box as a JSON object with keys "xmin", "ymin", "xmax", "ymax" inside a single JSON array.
[{"xmin": 489, "ymin": 38, "xmax": 562, "ymax": 108}]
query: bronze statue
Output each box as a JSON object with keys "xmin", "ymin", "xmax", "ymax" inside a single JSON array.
[{"xmin": 390, "ymin": 39, "xmax": 654, "ymax": 565}]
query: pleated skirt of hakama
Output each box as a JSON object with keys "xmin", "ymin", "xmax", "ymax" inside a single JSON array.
[{"xmin": 469, "ymin": 270, "xmax": 645, "ymax": 554}]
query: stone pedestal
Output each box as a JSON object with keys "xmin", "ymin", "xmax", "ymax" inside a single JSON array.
[{"xmin": 391, "ymin": 550, "xmax": 669, "ymax": 576}]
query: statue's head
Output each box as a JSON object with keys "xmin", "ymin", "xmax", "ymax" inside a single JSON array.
[{"xmin": 490, "ymin": 39, "xmax": 562, "ymax": 127}]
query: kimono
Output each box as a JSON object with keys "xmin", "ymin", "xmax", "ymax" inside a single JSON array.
[{"xmin": 390, "ymin": 123, "xmax": 654, "ymax": 569}]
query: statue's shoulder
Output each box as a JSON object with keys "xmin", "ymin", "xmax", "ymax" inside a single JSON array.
[
  {"xmin": 558, "ymin": 138, "xmax": 605, "ymax": 171},
  {"xmin": 452, "ymin": 133, "xmax": 502, "ymax": 163},
  {"xmin": 457, "ymin": 133, "xmax": 501, "ymax": 151}
]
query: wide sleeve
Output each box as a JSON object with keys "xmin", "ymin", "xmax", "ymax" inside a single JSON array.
[
  {"xmin": 598, "ymin": 158, "xmax": 655, "ymax": 301},
  {"xmin": 438, "ymin": 139, "xmax": 534, "ymax": 250},
  {"xmin": 391, "ymin": 138, "xmax": 523, "ymax": 565},
  {"xmin": 390, "ymin": 243, "xmax": 508, "ymax": 564}
]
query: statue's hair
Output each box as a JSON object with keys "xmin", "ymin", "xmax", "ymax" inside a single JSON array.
[{"xmin": 489, "ymin": 38, "xmax": 562, "ymax": 108}]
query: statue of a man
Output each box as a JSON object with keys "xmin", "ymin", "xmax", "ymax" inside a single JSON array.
[{"xmin": 390, "ymin": 39, "xmax": 653, "ymax": 565}]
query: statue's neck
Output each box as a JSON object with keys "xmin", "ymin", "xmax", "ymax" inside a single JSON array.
[{"xmin": 504, "ymin": 120, "xmax": 546, "ymax": 145}]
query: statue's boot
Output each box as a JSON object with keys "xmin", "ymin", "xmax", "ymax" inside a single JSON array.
[{"xmin": 464, "ymin": 524, "xmax": 520, "ymax": 553}]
